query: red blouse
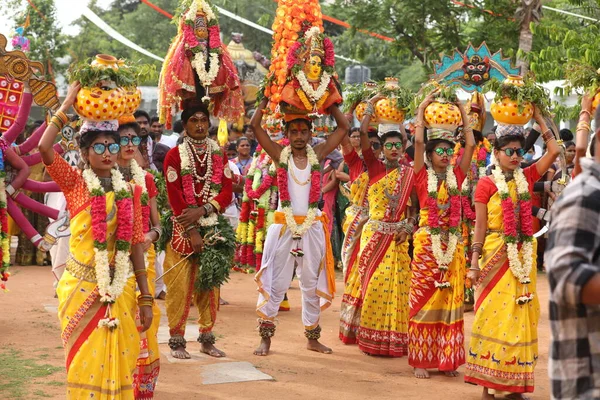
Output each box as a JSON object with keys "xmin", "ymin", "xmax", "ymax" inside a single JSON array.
[
  {"xmin": 414, "ymin": 165, "xmax": 467, "ymax": 209},
  {"xmin": 474, "ymin": 165, "xmax": 541, "ymax": 204},
  {"xmin": 343, "ymin": 149, "xmax": 366, "ymax": 182}
]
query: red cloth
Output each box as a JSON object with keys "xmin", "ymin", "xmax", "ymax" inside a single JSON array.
[
  {"xmin": 343, "ymin": 149, "xmax": 365, "ymax": 182},
  {"xmin": 414, "ymin": 166, "xmax": 466, "ymax": 209},
  {"xmin": 474, "ymin": 164, "xmax": 541, "ymax": 204},
  {"xmin": 145, "ymin": 172, "xmax": 158, "ymax": 199}
]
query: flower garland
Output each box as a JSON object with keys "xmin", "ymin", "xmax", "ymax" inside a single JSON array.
[
  {"xmin": 130, "ymin": 160, "xmax": 150, "ymax": 232},
  {"xmin": 277, "ymin": 145, "xmax": 321, "ymax": 257},
  {"xmin": 244, "ymin": 153, "xmax": 274, "ymax": 200},
  {"xmin": 179, "ymin": 138, "xmax": 222, "ymax": 227},
  {"xmin": 492, "ymin": 164, "xmax": 535, "ymax": 304},
  {"xmin": 191, "ymin": 52, "xmax": 220, "ymax": 90},
  {"xmin": 0, "ymin": 148, "xmax": 9, "ymax": 290},
  {"xmin": 83, "ymin": 167, "xmax": 134, "ymax": 329},
  {"xmin": 297, "ymin": 71, "xmax": 331, "ymax": 103},
  {"xmin": 427, "ymin": 166, "xmax": 462, "ymax": 289}
]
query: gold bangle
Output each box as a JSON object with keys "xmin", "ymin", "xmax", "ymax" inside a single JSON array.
[
  {"xmin": 50, "ymin": 119, "xmax": 62, "ymax": 131},
  {"xmin": 50, "ymin": 116, "xmax": 65, "ymax": 131},
  {"xmin": 55, "ymin": 111, "xmax": 69, "ymax": 125},
  {"xmin": 579, "ymin": 109, "xmax": 592, "ymax": 119}
]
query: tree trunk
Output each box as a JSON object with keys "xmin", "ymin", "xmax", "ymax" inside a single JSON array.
[{"xmin": 517, "ymin": 23, "xmax": 533, "ymax": 75}]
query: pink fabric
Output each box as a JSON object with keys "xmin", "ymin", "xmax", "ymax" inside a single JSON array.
[{"xmin": 321, "ymin": 160, "xmax": 337, "ymax": 232}]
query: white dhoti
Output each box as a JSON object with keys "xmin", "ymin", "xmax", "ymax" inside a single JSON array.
[
  {"xmin": 256, "ymin": 213, "xmax": 334, "ymax": 329},
  {"xmin": 46, "ymin": 192, "xmax": 68, "ymax": 287},
  {"xmin": 154, "ymin": 250, "xmax": 166, "ymax": 295}
]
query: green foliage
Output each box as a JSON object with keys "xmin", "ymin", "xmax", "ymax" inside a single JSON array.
[
  {"xmin": 194, "ymin": 215, "xmax": 236, "ymax": 292},
  {"xmin": 341, "ymin": 82, "xmax": 376, "ymax": 112},
  {"xmin": 410, "ymin": 82, "xmax": 458, "ymax": 115},
  {"xmin": 0, "ymin": 349, "xmax": 62, "ymax": 399},
  {"xmin": 484, "ymin": 76, "xmax": 551, "ymax": 115},
  {"xmin": 67, "ymin": 59, "xmax": 157, "ymax": 88}
]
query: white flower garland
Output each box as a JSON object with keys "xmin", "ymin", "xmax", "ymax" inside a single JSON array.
[
  {"xmin": 130, "ymin": 159, "xmax": 147, "ymax": 194},
  {"xmin": 279, "ymin": 145, "xmax": 319, "ymax": 237},
  {"xmin": 427, "ymin": 166, "xmax": 460, "ymax": 270},
  {"xmin": 297, "ymin": 70, "xmax": 331, "ymax": 103},
  {"xmin": 179, "ymin": 139, "xmax": 219, "ymax": 227},
  {"xmin": 184, "ymin": 0, "xmax": 215, "ymax": 22},
  {"xmin": 82, "ymin": 168, "xmax": 133, "ymax": 306},
  {"xmin": 491, "ymin": 166, "xmax": 535, "ymax": 285},
  {"xmin": 191, "ymin": 52, "xmax": 220, "ymax": 88}
]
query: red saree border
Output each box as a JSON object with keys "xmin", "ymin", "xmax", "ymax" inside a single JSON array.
[
  {"xmin": 66, "ymin": 303, "xmax": 107, "ymax": 370},
  {"xmin": 475, "ymin": 249, "xmax": 508, "ymax": 312}
]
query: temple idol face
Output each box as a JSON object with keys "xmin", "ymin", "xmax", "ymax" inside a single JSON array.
[
  {"xmin": 304, "ymin": 54, "xmax": 323, "ymax": 81},
  {"xmin": 194, "ymin": 13, "xmax": 208, "ymax": 41}
]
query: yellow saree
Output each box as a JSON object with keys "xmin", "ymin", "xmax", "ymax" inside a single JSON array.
[
  {"xmin": 409, "ymin": 177, "xmax": 466, "ymax": 371},
  {"xmin": 48, "ymin": 156, "xmax": 143, "ymax": 399},
  {"xmin": 464, "ymin": 176, "xmax": 539, "ymax": 394},
  {"xmin": 339, "ymin": 171, "xmax": 369, "ymax": 344},
  {"xmin": 356, "ymin": 166, "xmax": 414, "ymax": 356}
]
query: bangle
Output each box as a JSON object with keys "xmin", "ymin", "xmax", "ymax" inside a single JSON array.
[
  {"xmin": 576, "ymin": 121, "xmax": 591, "ymax": 133},
  {"xmin": 471, "ymin": 241, "xmax": 483, "ymax": 246},
  {"xmin": 185, "ymin": 224, "xmax": 196, "ymax": 232},
  {"xmin": 134, "ymin": 269, "xmax": 147, "ymax": 277},
  {"xmin": 50, "ymin": 115, "xmax": 65, "ymax": 131},
  {"xmin": 469, "ymin": 267, "xmax": 480, "ymax": 271},
  {"xmin": 364, "ymin": 102, "xmax": 375, "ymax": 117},
  {"xmin": 542, "ymin": 129, "xmax": 555, "ymax": 143},
  {"xmin": 150, "ymin": 226, "xmax": 162, "ymax": 243},
  {"xmin": 55, "ymin": 111, "xmax": 69, "ymax": 125},
  {"xmin": 579, "ymin": 109, "xmax": 592, "ymax": 119},
  {"xmin": 203, "ymin": 203, "xmax": 213, "ymax": 216}
]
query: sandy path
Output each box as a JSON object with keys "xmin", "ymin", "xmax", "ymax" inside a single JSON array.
[{"xmin": 0, "ymin": 266, "xmax": 551, "ymax": 399}]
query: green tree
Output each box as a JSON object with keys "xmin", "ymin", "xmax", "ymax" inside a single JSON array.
[{"xmin": 1, "ymin": 0, "xmax": 67, "ymax": 79}]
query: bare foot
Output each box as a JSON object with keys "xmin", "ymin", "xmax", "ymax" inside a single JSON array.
[
  {"xmin": 170, "ymin": 346, "xmax": 191, "ymax": 359},
  {"xmin": 414, "ymin": 368, "xmax": 430, "ymax": 379},
  {"xmin": 505, "ymin": 394, "xmax": 529, "ymax": 400},
  {"xmin": 306, "ymin": 339, "xmax": 332, "ymax": 354},
  {"xmin": 253, "ymin": 337, "xmax": 271, "ymax": 356},
  {"xmin": 482, "ymin": 388, "xmax": 495, "ymax": 399},
  {"xmin": 219, "ymin": 297, "xmax": 229, "ymax": 305},
  {"xmin": 443, "ymin": 370, "xmax": 459, "ymax": 377},
  {"xmin": 200, "ymin": 342, "xmax": 226, "ymax": 358}
]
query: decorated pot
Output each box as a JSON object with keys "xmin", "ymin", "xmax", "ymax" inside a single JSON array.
[
  {"xmin": 424, "ymin": 98, "xmax": 462, "ymax": 131},
  {"xmin": 74, "ymin": 86, "xmax": 127, "ymax": 121},
  {"xmin": 123, "ymin": 86, "xmax": 142, "ymax": 115},
  {"xmin": 91, "ymin": 54, "xmax": 119, "ymax": 71},
  {"xmin": 592, "ymin": 91, "xmax": 600, "ymax": 114},
  {"xmin": 354, "ymin": 82, "xmax": 378, "ymax": 124},
  {"xmin": 374, "ymin": 78, "xmax": 406, "ymax": 124},
  {"xmin": 490, "ymin": 75, "xmax": 533, "ymax": 125}
]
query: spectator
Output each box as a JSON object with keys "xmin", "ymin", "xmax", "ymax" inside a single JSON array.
[
  {"xmin": 231, "ymin": 137, "xmax": 252, "ymax": 176},
  {"xmin": 151, "ymin": 116, "xmax": 178, "ymax": 148},
  {"xmin": 226, "ymin": 142, "xmax": 237, "ymax": 160},
  {"xmin": 244, "ymin": 124, "xmax": 258, "ymax": 155},
  {"xmin": 546, "ymin": 113, "xmax": 600, "ymax": 400}
]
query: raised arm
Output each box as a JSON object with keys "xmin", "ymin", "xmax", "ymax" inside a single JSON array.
[
  {"xmin": 314, "ymin": 104, "xmax": 350, "ymax": 162},
  {"xmin": 532, "ymin": 105, "xmax": 561, "ymax": 177},
  {"xmin": 4, "ymin": 147, "xmax": 29, "ymax": 194},
  {"xmin": 413, "ymin": 92, "xmax": 437, "ymax": 174},
  {"xmin": 359, "ymin": 94, "xmax": 384, "ymax": 153},
  {"xmin": 251, "ymin": 98, "xmax": 282, "ymax": 163},
  {"xmin": 39, "ymin": 82, "xmax": 80, "ymax": 166},
  {"xmin": 16, "ymin": 121, "xmax": 47, "ymax": 156},
  {"xmin": 573, "ymin": 95, "xmax": 593, "ymax": 178},
  {"xmin": 457, "ymin": 101, "xmax": 475, "ymax": 175},
  {"xmin": 3, "ymin": 88, "xmax": 32, "ymax": 145}
]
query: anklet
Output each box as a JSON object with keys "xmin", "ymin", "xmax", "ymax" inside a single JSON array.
[
  {"xmin": 198, "ymin": 332, "xmax": 216, "ymax": 344},
  {"xmin": 168, "ymin": 336, "xmax": 187, "ymax": 350},
  {"xmin": 304, "ymin": 325, "xmax": 322, "ymax": 340},
  {"xmin": 258, "ymin": 319, "xmax": 276, "ymax": 338}
]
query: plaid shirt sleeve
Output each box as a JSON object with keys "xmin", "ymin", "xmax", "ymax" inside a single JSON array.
[{"xmin": 545, "ymin": 166, "xmax": 600, "ymax": 400}]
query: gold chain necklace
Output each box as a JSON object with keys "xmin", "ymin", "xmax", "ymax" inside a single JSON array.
[{"xmin": 289, "ymin": 157, "xmax": 310, "ymax": 186}]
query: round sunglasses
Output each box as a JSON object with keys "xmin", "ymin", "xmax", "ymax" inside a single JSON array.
[
  {"xmin": 120, "ymin": 136, "xmax": 142, "ymax": 146},
  {"xmin": 501, "ymin": 147, "xmax": 526, "ymax": 157},
  {"xmin": 371, "ymin": 142, "xmax": 381, "ymax": 150},
  {"xmin": 92, "ymin": 143, "xmax": 120, "ymax": 155},
  {"xmin": 384, "ymin": 142, "xmax": 403, "ymax": 150},
  {"xmin": 434, "ymin": 147, "xmax": 454, "ymax": 156}
]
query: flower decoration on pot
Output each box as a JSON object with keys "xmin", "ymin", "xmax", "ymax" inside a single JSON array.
[
  {"xmin": 68, "ymin": 55, "xmax": 155, "ymax": 122},
  {"xmin": 345, "ymin": 81, "xmax": 378, "ymax": 123},
  {"xmin": 485, "ymin": 74, "xmax": 550, "ymax": 126},
  {"xmin": 265, "ymin": 0, "xmax": 324, "ymax": 114},
  {"xmin": 279, "ymin": 26, "xmax": 342, "ymax": 117},
  {"xmin": 158, "ymin": 0, "xmax": 243, "ymax": 128}
]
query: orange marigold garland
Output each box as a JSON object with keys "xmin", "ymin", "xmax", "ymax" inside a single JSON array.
[{"xmin": 265, "ymin": 0, "xmax": 324, "ymax": 113}]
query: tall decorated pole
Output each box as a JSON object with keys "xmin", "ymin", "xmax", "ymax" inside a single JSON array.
[{"xmin": 264, "ymin": 0, "xmax": 324, "ymax": 114}]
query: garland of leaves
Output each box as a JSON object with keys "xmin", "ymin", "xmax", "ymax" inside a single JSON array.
[
  {"xmin": 161, "ymin": 210, "xmax": 235, "ymax": 291},
  {"xmin": 410, "ymin": 81, "xmax": 458, "ymax": 116}
]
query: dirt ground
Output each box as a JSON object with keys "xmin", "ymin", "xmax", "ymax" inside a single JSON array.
[{"xmin": 0, "ymin": 266, "xmax": 551, "ymax": 400}]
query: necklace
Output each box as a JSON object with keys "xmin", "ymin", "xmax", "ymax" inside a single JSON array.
[
  {"xmin": 98, "ymin": 176, "xmax": 113, "ymax": 193},
  {"xmin": 289, "ymin": 157, "xmax": 310, "ymax": 186}
]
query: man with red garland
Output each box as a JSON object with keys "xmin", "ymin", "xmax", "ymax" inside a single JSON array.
[
  {"xmin": 250, "ymin": 97, "xmax": 349, "ymax": 356},
  {"xmin": 163, "ymin": 100, "xmax": 234, "ymax": 359}
]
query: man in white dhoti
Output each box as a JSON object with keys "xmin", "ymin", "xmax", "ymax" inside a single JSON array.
[{"xmin": 250, "ymin": 98, "xmax": 349, "ymax": 356}]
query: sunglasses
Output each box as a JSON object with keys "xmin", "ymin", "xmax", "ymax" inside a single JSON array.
[
  {"xmin": 120, "ymin": 136, "xmax": 142, "ymax": 146},
  {"xmin": 92, "ymin": 143, "xmax": 120, "ymax": 155},
  {"xmin": 434, "ymin": 147, "xmax": 455, "ymax": 156},
  {"xmin": 371, "ymin": 142, "xmax": 381, "ymax": 150},
  {"xmin": 501, "ymin": 147, "xmax": 526, "ymax": 157},
  {"xmin": 384, "ymin": 142, "xmax": 403, "ymax": 150}
]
